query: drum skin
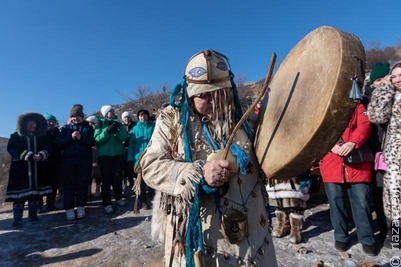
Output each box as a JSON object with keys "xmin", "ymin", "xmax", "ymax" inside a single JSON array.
[{"xmin": 254, "ymin": 26, "xmax": 365, "ymax": 180}]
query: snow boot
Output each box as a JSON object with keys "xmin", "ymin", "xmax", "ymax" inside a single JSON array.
[
  {"xmin": 289, "ymin": 213, "xmax": 304, "ymax": 244},
  {"xmin": 12, "ymin": 203, "xmax": 24, "ymax": 228},
  {"xmin": 272, "ymin": 210, "xmax": 290, "ymax": 238},
  {"xmin": 28, "ymin": 200, "xmax": 39, "ymax": 223}
]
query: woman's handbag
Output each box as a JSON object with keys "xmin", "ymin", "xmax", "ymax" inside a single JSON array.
[
  {"xmin": 374, "ymin": 152, "xmax": 387, "ymax": 171},
  {"xmin": 343, "ymin": 144, "xmax": 374, "ymax": 164},
  {"xmin": 374, "ymin": 126, "xmax": 387, "ymax": 171}
]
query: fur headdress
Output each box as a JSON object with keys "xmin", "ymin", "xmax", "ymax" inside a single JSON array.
[{"xmin": 17, "ymin": 112, "xmax": 48, "ymax": 136}]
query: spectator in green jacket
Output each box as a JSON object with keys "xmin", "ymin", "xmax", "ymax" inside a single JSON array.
[{"xmin": 94, "ymin": 105, "xmax": 128, "ymax": 214}]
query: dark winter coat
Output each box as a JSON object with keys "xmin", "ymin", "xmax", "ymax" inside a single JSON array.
[
  {"xmin": 57, "ymin": 120, "xmax": 95, "ymax": 166},
  {"xmin": 123, "ymin": 122, "xmax": 135, "ymax": 159},
  {"xmin": 319, "ymin": 103, "xmax": 372, "ymax": 183},
  {"xmin": 46, "ymin": 126, "xmax": 62, "ymax": 183},
  {"xmin": 5, "ymin": 113, "xmax": 53, "ymax": 201}
]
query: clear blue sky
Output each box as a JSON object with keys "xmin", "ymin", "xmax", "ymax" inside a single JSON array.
[{"xmin": 1, "ymin": 1, "xmax": 399, "ymax": 138}]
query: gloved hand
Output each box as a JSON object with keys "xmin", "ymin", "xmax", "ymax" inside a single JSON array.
[
  {"xmin": 107, "ymin": 122, "xmax": 118, "ymax": 133},
  {"xmin": 112, "ymin": 123, "xmax": 120, "ymax": 133}
]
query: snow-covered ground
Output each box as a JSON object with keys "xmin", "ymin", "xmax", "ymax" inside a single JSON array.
[{"xmin": 0, "ymin": 193, "xmax": 399, "ymax": 267}]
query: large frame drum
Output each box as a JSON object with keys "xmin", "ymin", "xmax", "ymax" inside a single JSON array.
[{"xmin": 254, "ymin": 26, "xmax": 365, "ymax": 180}]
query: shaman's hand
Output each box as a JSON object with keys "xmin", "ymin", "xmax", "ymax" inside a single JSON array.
[{"xmin": 203, "ymin": 159, "xmax": 231, "ymax": 187}]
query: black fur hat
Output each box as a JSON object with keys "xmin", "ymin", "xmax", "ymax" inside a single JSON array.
[{"xmin": 17, "ymin": 112, "xmax": 48, "ymax": 136}]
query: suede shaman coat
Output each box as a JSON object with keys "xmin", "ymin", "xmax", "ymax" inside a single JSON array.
[
  {"xmin": 319, "ymin": 103, "xmax": 372, "ymax": 184},
  {"xmin": 140, "ymin": 106, "xmax": 277, "ymax": 267},
  {"xmin": 367, "ymin": 81, "xmax": 401, "ymax": 221},
  {"xmin": 5, "ymin": 113, "xmax": 53, "ymax": 201}
]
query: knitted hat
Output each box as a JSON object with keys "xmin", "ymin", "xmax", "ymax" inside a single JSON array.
[
  {"xmin": 390, "ymin": 60, "xmax": 401, "ymax": 74},
  {"xmin": 86, "ymin": 115, "xmax": 98, "ymax": 124},
  {"xmin": 101, "ymin": 105, "xmax": 113, "ymax": 117},
  {"xmin": 43, "ymin": 112, "xmax": 57, "ymax": 121},
  {"xmin": 370, "ymin": 62, "xmax": 390, "ymax": 83},
  {"xmin": 121, "ymin": 111, "xmax": 132, "ymax": 120},
  {"xmin": 185, "ymin": 49, "xmax": 232, "ymax": 98},
  {"xmin": 70, "ymin": 104, "xmax": 84, "ymax": 118},
  {"xmin": 137, "ymin": 109, "xmax": 150, "ymax": 118}
]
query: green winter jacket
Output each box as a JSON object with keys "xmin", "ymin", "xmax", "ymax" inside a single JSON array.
[{"xmin": 94, "ymin": 116, "xmax": 128, "ymax": 157}]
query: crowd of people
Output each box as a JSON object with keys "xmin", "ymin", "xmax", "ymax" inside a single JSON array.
[
  {"xmin": 4, "ymin": 103, "xmax": 156, "ymax": 223},
  {"xmin": 3, "ymin": 49, "xmax": 401, "ymax": 266}
]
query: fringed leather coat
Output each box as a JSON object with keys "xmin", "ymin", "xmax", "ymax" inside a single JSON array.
[{"xmin": 140, "ymin": 106, "xmax": 277, "ymax": 267}]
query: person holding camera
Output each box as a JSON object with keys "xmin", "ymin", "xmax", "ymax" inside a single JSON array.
[
  {"xmin": 94, "ymin": 105, "xmax": 128, "ymax": 214},
  {"xmin": 57, "ymin": 104, "xmax": 95, "ymax": 220}
]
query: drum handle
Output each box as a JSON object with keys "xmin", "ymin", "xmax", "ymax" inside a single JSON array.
[{"xmin": 222, "ymin": 52, "xmax": 277, "ymax": 160}]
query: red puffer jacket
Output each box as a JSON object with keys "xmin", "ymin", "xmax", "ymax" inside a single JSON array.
[{"xmin": 319, "ymin": 103, "xmax": 372, "ymax": 183}]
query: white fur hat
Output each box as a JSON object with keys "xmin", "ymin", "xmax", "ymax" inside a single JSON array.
[
  {"xmin": 86, "ymin": 115, "xmax": 98, "ymax": 124},
  {"xmin": 100, "ymin": 105, "xmax": 113, "ymax": 117},
  {"xmin": 121, "ymin": 111, "xmax": 132, "ymax": 120}
]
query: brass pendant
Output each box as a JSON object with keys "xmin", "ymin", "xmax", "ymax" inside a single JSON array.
[{"xmin": 221, "ymin": 209, "xmax": 248, "ymax": 244}]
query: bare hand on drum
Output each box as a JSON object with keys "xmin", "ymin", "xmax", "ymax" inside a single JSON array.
[{"xmin": 203, "ymin": 159, "xmax": 231, "ymax": 187}]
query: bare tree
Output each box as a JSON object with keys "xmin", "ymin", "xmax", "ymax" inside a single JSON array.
[
  {"xmin": 366, "ymin": 46, "xmax": 400, "ymax": 69},
  {"xmin": 235, "ymin": 73, "xmax": 247, "ymax": 86},
  {"xmin": 161, "ymin": 83, "xmax": 169, "ymax": 94},
  {"xmin": 135, "ymin": 84, "xmax": 152, "ymax": 99},
  {"xmin": 134, "ymin": 85, "xmax": 152, "ymax": 106},
  {"xmin": 118, "ymin": 84, "xmax": 153, "ymax": 105},
  {"xmin": 118, "ymin": 90, "xmax": 133, "ymax": 102},
  {"xmin": 366, "ymin": 40, "xmax": 381, "ymax": 51}
]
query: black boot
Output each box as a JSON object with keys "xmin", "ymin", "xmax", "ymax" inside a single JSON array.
[
  {"xmin": 12, "ymin": 203, "xmax": 24, "ymax": 228},
  {"xmin": 28, "ymin": 200, "xmax": 39, "ymax": 224}
]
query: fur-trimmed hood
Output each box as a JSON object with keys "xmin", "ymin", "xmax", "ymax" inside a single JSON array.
[{"xmin": 17, "ymin": 112, "xmax": 48, "ymax": 136}]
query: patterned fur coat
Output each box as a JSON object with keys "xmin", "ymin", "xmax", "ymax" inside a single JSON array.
[{"xmin": 367, "ymin": 81, "xmax": 401, "ymax": 221}]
